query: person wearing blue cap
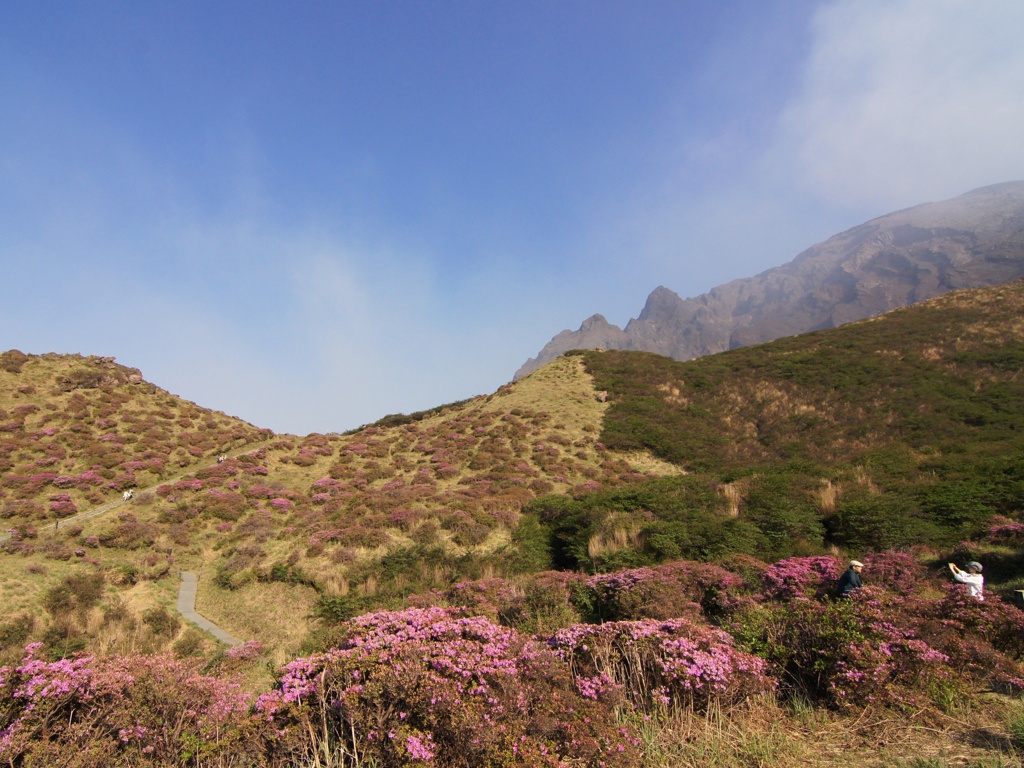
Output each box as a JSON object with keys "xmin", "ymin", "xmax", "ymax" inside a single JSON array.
[{"xmin": 949, "ymin": 560, "xmax": 984, "ymax": 600}]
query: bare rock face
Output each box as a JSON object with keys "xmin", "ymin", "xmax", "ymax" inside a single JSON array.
[{"xmin": 515, "ymin": 181, "xmax": 1024, "ymax": 379}]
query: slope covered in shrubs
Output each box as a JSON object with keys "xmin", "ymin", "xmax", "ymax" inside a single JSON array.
[
  {"xmin": 0, "ymin": 354, "xmax": 679, "ymax": 662},
  {"xmin": 511, "ymin": 281, "xmax": 1024, "ymax": 572},
  {"xmin": 2, "ymin": 282, "xmax": 1024, "ymax": 764},
  {"xmin": 0, "ymin": 351, "xmax": 270, "ymax": 525},
  {"xmin": 4, "ymin": 555, "xmax": 1024, "ymax": 766}
]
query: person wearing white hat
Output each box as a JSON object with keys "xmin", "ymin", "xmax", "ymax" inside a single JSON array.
[
  {"xmin": 949, "ymin": 561, "xmax": 984, "ymax": 600},
  {"xmin": 836, "ymin": 560, "xmax": 864, "ymax": 598}
]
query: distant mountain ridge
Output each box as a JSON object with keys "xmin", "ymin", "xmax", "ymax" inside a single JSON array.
[{"xmin": 515, "ymin": 181, "xmax": 1024, "ymax": 378}]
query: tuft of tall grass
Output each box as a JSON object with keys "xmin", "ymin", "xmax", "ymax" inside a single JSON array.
[{"xmin": 636, "ymin": 697, "xmax": 800, "ymax": 768}]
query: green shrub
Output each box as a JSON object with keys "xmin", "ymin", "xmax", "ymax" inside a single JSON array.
[
  {"xmin": 172, "ymin": 628, "xmax": 208, "ymax": 658},
  {"xmin": 42, "ymin": 572, "xmax": 105, "ymax": 622},
  {"xmin": 142, "ymin": 606, "xmax": 181, "ymax": 639},
  {"xmin": 829, "ymin": 491, "xmax": 937, "ymax": 551},
  {"xmin": 505, "ymin": 513, "xmax": 552, "ymax": 573},
  {"xmin": 0, "ymin": 613, "xmax": 35, "ymax": 650}
]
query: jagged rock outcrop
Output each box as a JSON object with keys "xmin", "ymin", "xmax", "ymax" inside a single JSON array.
[{"xmin": 515, "ymin": 181, "xmax": 1024, "ymax": 379}]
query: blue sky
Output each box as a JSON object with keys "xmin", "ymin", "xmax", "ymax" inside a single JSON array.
[{"xmin": 3, "ymin": 1, "xmax": 1024, "ymax": 435}]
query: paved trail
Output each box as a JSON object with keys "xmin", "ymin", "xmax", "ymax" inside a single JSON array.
[
  {"xmin": 2, "ymin": 441, "xmax": 270, "ymax": 645},
  {"xmin": 176, "ymin": 571, "xmax": 244, "ymax": 647}
]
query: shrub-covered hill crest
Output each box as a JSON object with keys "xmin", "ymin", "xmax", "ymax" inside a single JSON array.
[
  {"xmin": 0, "ymin": 350, "xmax": 271, "ymax": 522},
  {"xmin": 586, "ymin": 278, "xmax": 1024, "ymax": 472},
  {"xmin": 534, "ymin": 279, "xmax": 1024, "ymax": 573}
]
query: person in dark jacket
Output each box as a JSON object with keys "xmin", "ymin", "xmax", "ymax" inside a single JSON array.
[{"xmin": 836, "ymin": 560, "xmax": 864, "ymax": 598}]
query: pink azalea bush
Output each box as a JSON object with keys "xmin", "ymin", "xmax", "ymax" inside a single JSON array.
[
  {"xmin": 47, "ymin": 493, "xmax": 78, "ymax": 518},
  {"xmin": 911, "ymin": 585, "xmax": 1024, "ymax": 691},
  {"xmin": 733, "ymin": 587, "xmax": 955, "ymax": 709},
  {"xmin": 583, "ymin": 561, "xmax": 751, "ymax": 623},
  {"xmin": 0, "ymin": 645, "xmax": 259, "ymax": 766},
  {"xmin": 257, "ymin": 606, "xmax": 640, "ymax": 767},
  {"xmin": 547, "ymin": 617, "xmax": 775, "ymax": 711},
  {"xmin": 984, "ymin": 515, "xmax": 1024, "ymax": 547},
  {"xmin": 761, "ymin": 556, "xmax": 843, "ymax": 600},
  {"xmin": 862, "ymin": 551, "xmax": 927, "ymax": 595}
]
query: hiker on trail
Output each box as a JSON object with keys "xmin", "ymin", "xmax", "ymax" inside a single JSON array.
[
  {"xmin": 122, "ymin": 488, "xmax": 134, "ymax": 502},
  {"xmin": 949, "ymin": 561, "xmax": 984, "ymax": 600},
  {"xmin": 836, "ymin": 560, "xmax": 864, "ymax": 598}
]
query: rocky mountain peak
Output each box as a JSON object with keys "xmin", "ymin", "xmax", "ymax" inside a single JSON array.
[{"xmin": 514, "ymin": 182, "xmax": 1024, "ymax": 379}]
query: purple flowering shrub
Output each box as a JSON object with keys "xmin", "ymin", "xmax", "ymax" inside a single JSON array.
[
  {"xmin": 760, "ymin": 556, "xmax": 843, "ymax": 600},
  {"xmin": 547, "ymin": 617, "xmax": 775, "ymax": 711},
  {"xmin": 984, "ymin": 515, "xmax": 1024, "ymax": 547},
  {"xmin": 0, "ymin": 645, "xmax": 260, "ymax": 767},
  {"xmin": 732, "ymin": 588, "xmax": 953, "ymax": 709},
  {"xmin": 862, "ymin": 551, "xmax": 927, "ymax": 595},
  {"xmin": 582, "ymin": 561, "xmax": 752, "ymax": 623},
  {"xmin": 931, "ymin": 585, "xmax": 1024, "ymax": 658},
  {"xmin": 47, "ymin": 493, "xmax": 78, "ymax": 518},
  {"xmin": 906, "ymin": 586, "xmax": 1024, "ymax": 690},
  {"xmin": 257, "ymin": 607, "xmax": 640, "ymax": 767}
]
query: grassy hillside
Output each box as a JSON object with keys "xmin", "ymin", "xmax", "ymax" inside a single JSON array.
[
  {"xmin": 512, "ymin": 280, "xmax": 1024, "ymax": 574},
  {"xmin": 3, "ymin": 284, "xmax": 1024, "ymax": 767},
  {"xmin": 3, "ymin": 282, "xmax": 1024, "ymax": 657},
  {"xmin": 0, "ymin": 353, "xmax": 678, "ymax": 663}
]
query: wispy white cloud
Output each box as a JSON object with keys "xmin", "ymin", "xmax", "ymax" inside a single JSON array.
[
  {"xmin": 283, "ymin": 239, "xmax": 532, "ymax": 431},
  {"xmin": 780, "ymin": 0, "xmax": 1024, "ymax": 208},
  {"xmin": 587, "ymin": 0, "xmax": 1024, "ymax": 310}
]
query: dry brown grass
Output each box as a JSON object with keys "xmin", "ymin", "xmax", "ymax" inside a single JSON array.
[
  {"xmin": 816, "ymin": 479, "xmax": 840, "ymax": 512},
  {"xmin": 0, "ymin": 557, "xmax": 78, "ymax": 615},
  {"xmin": 587, "ymin": 521, "xmax": 644, "ymax": 560},
  {"xmin": 194, "ymin": 575, "xmax": 318, "ymax": 659},
  {"xmin": 720, "ymin": 480, "xmax": 744, "ymax": 518},
  {"xmin": 638, "ymin": 693, "xmax": 1024, "ymax": 767}
]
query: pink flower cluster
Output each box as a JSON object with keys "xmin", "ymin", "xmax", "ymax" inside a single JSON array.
[
  {"xmin": 761, "ymin": 556, "xmax": 843, "ymax": 599},
  {"xmin": 584, "ymin": 561, "xmax": 749, "ymax": 621},
  {"xmin": 0, "ymin": 645, "xmax": 252, "ymax": 765},
  {"xmin": 548, "ymin": 617, "xmax": 774, "ymax": 710},
  {"xmin": 257, "ymin": 606, "xmax": 639, "ymax": 767},
  {"xmin": 985, "ymin": 515, "xmax": 1024, "ymax": 547}
]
